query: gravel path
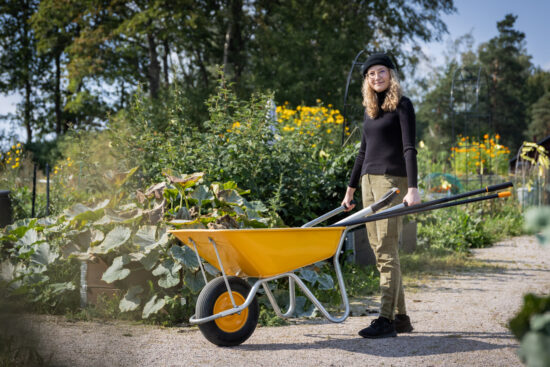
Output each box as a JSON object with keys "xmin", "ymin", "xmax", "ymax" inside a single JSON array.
[{"xmin": 4, "ymin": 235, "xmax": 550, "ymax": 367}]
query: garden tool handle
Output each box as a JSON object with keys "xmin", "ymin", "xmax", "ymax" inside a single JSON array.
[
  {"xmin": 332, "ymin": 190, "xmax": 512, "ymax": 228},
  {"xmin": 485, "ymin": 182, "xmax": 513, "ymax": 193}
]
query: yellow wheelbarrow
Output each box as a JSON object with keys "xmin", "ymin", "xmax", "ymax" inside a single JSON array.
[{"xmin": 170, "ymin": 182, "xmax": 513, "ymax": 346}]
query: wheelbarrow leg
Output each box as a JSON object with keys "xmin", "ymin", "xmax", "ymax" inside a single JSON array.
[
  {"xmin": 209, "ymin": 237, "xmax": 237, "ymax": 308},
  {"xmin": 188, "ymin": 237, "xmax": 208, "ymax": 285},
  {"xmin": 262, "ymin": 276, "xmax": 296, "ymax": 318}
]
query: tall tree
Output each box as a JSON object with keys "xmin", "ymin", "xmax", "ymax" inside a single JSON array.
[
  {"xmin": 527, "ymin": 91, "xmax": 550, "ymax": 141},
  {"xmin": 247, "ymin": 0, "xmax": 455, "ymax": 106},
  {"xmin": 478, "ymin": 14, "xmax": 532, "ymax": 150},
  {"xmin": 0, "ymin": 0, "xmax": 48, "ymax": 143}
]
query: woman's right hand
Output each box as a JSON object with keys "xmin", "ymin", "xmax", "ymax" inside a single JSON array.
[{"xmin": 341, "ymin": 186, "xmax": 357, "ymax": 211}]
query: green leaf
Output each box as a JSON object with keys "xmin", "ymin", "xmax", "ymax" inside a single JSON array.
[
  {"xmin": 204, "ymin": 263, "xmax": 220, "ymax": 276},
  {"xmin": 170, "ymin": 245, "xmax": 199, "ymax": 270},
  {"xmin": 530, "ymin": 312, "xmax": 550, "ymax": 332},
  {"xmin": 190, "ymin": 185, "xmax": 214, "ymax": 208},
  {"xmin": 31, "ymin": 243, "xmax": 58, "ymax": 267},
  {"xmin": 247, "ymin": 200, "xmax": 268, "ymax": 213},
  {"xmin": 317, "ymin": 273, "xmax": 334, "ymax": 290},
  {"xmin": 165, "ymin": 171, "xmax": 204, "ymax": 190},
  {"xmin": 48, "ymin": 282, "xmax": 76, "ymax": 295},
  {"xmin": 223, "ymin": 181, "xmax": 238, "ymax": 190},
  {"xmin": 217, "ymin": 189, "xmax": 245, "ymax": 206},
  {"xmin": 518, "ymin": 330, "xmax": 550, "ymax": 367},
  {"xmin": 294, "ymin": 296, "xmax": 315, "ymax": 317},
  {"xmin": 119, "ymin": 285, "xmax": 144, "ymax": 312},
  {"xmin": 63, "ymin": 203, "xmax": 93, "ymax": 219},
  {"xmin": 299, "ymin": 268, "xmax": 318, "ymax": 285},
  {"xmin": 133, "ymin": 225, "xmax": 157, "ymax": 249},
  {"xmin": 140, "ymin": 250, "xmax": 160, "ymax": 271},
  {"xmin": 92, "ymin": 226, "xmax": 132, "ymax": 254},
  {"xmin": 152, "ymin": 259, "xmax": 181, "ymax": 288},
  {"xmin": 168, "ymin": 219, "xmax": 206, "ymax": 229},
  {"xmin": 101, "ymin": 255, "xmax": 131, "ymax": 283},
  {"xmin": 16, "ymin": 229, "xmax": 40, "ymax": 248},
  {"xmin": 184, "ymin": 271, "xmax": 205, "ymax": 294},
  {"xmin": 142, "ymin": 295, "xmax": 166, "ymax": 319},
  {"xmin": 94, "ymin": 214, "xmax": 126, "ymax": 225}
]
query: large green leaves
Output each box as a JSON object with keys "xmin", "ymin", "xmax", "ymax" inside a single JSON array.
[
  {"xmin": 101, "ymin": 255, "xmax": 131, "ymax": 283},
  {"xmin": 152, "ymin": 259, "xmax": 181, "ymax": 288},
  {"xmin": 142, "ymin": 295, "xmax": 166, "ymax": 319},
  {"xmin": 119, "ymin": 285, "xmax": 144, "ymax": 312},
  {"xmin": 184, "ymin": 271, "xmax": 205, "ymax": 294},
  {"xmin": 31, "ymin": 243, "xmax": 58, "ymax": 268},
  {"xmin": 170, "ymin": 245, "xmax": 198, "ymax": 270},
  {"xmin": 92, "ymin": 226, "xmax": 131, "ymax": 254},
  {"xmin": 189, "ymin": 185, "xmax": 214, "ymax": 209},
  {"xmin": 133, "ymin": 225, "xmax": 157, "ymax": 248}
]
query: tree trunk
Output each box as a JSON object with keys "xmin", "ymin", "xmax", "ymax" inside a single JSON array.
[
  {"xmin": 22, "ymin": 0, "xmax": 32, "ymax": 144},
  {"xmin": 163, "ymin": 39, "xmax": 169, "ymax": 85},
  {"xmin": 195, "ymin": 49, "xmax": 209, "ymax": 89},
  {"xmin": 222, "ymin": 9, "xmax": 233, "ymax": 77},
  {"xmin": 230, "ymin": 0, "xmax": 244, "ymax": 83},
  {"xmin": 222, "ymin": 0, "xmax": 245, "ymax": 82},
  {"xmin": 55, "ymin": 51, "xmax": 62, "ymax": 135},
  {"xmin": 147, "ymin": 33, "xmax": 160, "ymax": 99}
]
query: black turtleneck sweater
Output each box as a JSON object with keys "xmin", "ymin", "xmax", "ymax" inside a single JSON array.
[{"xmin": 349, "ymin": 93, "xmax": 418, "ymax": 189}]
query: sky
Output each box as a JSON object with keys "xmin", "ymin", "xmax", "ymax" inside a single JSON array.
[
  {"xmin": 422, "ymin": 0, "xmax": 550, "ymax": 69},
  {"xmin": 1, "ymin": 0, "xmax": 549, "ymax": 142}
]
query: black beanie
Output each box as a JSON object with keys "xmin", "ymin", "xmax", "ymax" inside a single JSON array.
[{"xmin": 361, "ymin": 53, "xmax": 395, "ymax": 76}]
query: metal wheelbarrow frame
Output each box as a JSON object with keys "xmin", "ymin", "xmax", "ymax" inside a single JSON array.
[{"xmin": 169, "ymin": 182, "xmax": 513, "ymax": 346}]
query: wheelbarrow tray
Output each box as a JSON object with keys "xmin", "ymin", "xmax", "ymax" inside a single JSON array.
[{"xmin": 169, "ymin": 227, "xmax": 346, "ymax": 278}]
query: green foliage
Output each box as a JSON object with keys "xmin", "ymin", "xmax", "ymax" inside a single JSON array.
[
  {"xmin": 111, "ymin": 73, "xmax": 356, "ymax": 226},
  {"xmin": 508, "ymin": 293, "xmax": 549, "ymax": 339},
  {"xmin": 0, "ymin": 170, "xmax": 278, "ymax": 323},
  {"xmin": 524, "ymin": 206, "xmax": 550, "ymax": 246},
  {"xmin": 416, "ymin": 199, "xmax": 524, "ymax": 253},
  {"xmin": 527, "ymin": 91, "xmax": 550, "ymax": 141},
  {"xmin": 518, "ymin": 312, "xmax": 550, "ymax": 367}
]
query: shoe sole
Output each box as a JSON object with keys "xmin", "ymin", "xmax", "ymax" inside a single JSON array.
[{"xmin": 358, "ymin": 330, "xmax": 397, "ymax": 339}]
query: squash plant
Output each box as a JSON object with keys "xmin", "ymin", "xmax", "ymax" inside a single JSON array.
[
  {"xmin": 0, "ymin": 170, "xmax": 282, "ymax": 320},
  {"xmin": 0, "ymin": 169, "xmax": 341, "ymax": 322}
]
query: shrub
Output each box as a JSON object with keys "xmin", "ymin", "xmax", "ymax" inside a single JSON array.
[{"xmin": 109, "ymin": 72, "xmax": 356, "ymax": 226}]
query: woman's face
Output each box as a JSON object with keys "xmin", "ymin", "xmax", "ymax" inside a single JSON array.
[{"xmin": 366, "ymin": 65, "xmax": 390, "ymax": 93}]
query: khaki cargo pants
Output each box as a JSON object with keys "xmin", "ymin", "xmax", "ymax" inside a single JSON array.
[{"xmin": 361, "ymin": 174, "xmax": 408, "ymax": 320}]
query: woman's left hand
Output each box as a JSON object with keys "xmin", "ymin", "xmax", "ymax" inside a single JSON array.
[{"xmin": 403, "ymin": 187, "xmax": 421, "ymax": 206}]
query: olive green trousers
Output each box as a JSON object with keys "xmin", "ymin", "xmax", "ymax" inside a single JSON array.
[{"xmin": 361, "ymin": 174, "xmax": 408, "ymax": 320}]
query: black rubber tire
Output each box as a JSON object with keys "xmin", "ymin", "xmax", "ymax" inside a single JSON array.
[{"xmin": 195, "ymin": 276, "xmax": 259, "ymax": 347}]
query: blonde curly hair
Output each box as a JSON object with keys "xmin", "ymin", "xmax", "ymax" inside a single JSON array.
[{"xmin": 362, "ymin": 68, "xmax": 402, "ymax": 119}]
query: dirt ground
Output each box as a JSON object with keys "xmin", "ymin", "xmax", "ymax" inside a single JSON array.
[{"xmin": 3, "ymin": 235, "xmax": 549, "ymax": 367}]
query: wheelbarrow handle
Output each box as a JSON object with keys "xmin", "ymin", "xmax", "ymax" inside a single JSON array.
[
  {"xmin": 301, "ymin": 200, "xmax": 357, "ymax": 228},
  {"xmin": 333, "ymin": 188, "xmax": 400, "ymax": 225},
  {"xmin": 333, "ymin": 190, "xmax": 513, "ymax": 227}
]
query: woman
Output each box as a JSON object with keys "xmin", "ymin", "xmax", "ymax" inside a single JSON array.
[{"xmin": 341, "ymin": 53, "xmax": 421, "ymax": 339}]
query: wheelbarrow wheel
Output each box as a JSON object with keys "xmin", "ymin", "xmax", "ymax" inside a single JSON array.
[{"xmin": 196, "ymin": 276, "xmax": 259, "ymax": 346}]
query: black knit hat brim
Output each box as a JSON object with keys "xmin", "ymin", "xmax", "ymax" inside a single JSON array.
[{"xmin": 361, "ymin": 53, "xmax": 395, "ymax": 76}]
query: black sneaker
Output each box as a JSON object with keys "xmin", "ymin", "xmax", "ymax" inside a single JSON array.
[
  {"xmin": 358, "ymin": 317, "xmax": 397, "ymax": 339},
  {"xmin": 394, "ymin": 314, "xmax": 414, "ymax": 333}
]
